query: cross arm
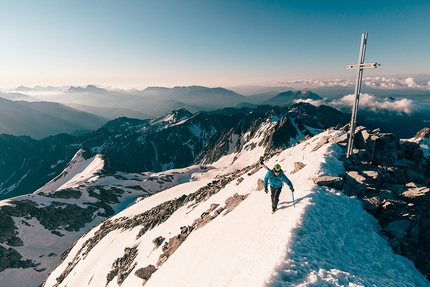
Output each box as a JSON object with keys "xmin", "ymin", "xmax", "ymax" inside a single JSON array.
[{"xmin": 347, "ymin": 62, "xmax": 380, "ymax": 70}]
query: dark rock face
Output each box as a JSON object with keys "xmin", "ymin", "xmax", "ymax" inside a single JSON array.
[
  {"xmin": 0, "ymin": 200, "xmax": 99, "ymax": 243},
  {"xmin": 315, "ymin": 126, "xmax": 430, "ymax": 280},
  {"xmin": 0, "ymin": 245, "xmax": 37, "ymax": 272},
  {"xmin": 0, "ymin": 133, "xmax": 79, "ymax": 200}
]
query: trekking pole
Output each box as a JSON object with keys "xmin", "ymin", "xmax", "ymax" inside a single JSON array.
[{"xmin": 291, "ymin": 190, "xmax": 296, "ymax": 208}]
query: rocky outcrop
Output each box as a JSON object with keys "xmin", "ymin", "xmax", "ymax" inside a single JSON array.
[
  {"xmin": 106, "ymin": 245, "xmax": 139, "ymax": 285},
  {"xmin": 156, "ymin": 226, "xmax": 193, "ymax": 267},
  {"xmin": 314, "ymin": 126, "xmax": 430, "ymax": 280},
  {"xmin": 134, "ymin": 265, "xmax": 157, "ymax": 286}
]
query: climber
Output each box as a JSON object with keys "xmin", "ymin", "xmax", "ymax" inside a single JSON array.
[{"xmin": 264, "ymin": 164, "xmax": 294, "ymax": 213}]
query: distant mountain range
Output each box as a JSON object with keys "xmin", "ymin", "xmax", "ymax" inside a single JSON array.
[
  {"xmin": 3, "ymin": 85, "xmax": 429, "ymax": 141},
  {"xmin": 0, "ymin": 103, "xmax": 351, "ymax": 200},
  {"xmin": 0, "ymin": 86, "xmax": 317, "ymax": 139},
  {"xmin": 0, "ymin": 97, "xmax": 108, "ymax": 139}
]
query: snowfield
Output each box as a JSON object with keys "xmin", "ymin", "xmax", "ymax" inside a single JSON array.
[{"xmin": 42, "ymin": 130, "xmax": 430, "ymax": 287}]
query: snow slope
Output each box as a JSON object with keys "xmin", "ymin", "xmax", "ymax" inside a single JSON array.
[
  {"xmin": 0, "ymin": 150, "xmax": 214, "ymax": 287},
  {"xmin": 43, "ymin": 130, "xmax": 430, "ymax": 287}
]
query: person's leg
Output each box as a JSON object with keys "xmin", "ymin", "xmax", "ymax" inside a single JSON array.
[{"xmin": 271, "ymin": 187, "xmax": 282, "ymax": 211}]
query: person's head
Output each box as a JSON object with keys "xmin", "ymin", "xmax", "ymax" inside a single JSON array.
[{"xmin": 273, "ymin": 164, "xmax": 281, "ymax": 174}]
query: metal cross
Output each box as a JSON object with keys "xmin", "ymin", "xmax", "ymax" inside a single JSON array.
[{"xmin": 346, "ymin": 33, "xmax": 380, "ymax": 158}]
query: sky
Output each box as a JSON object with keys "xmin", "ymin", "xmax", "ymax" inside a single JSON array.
[
  {"xmin": 43, "ymin": 130, "xmax": 429, "ymax": 286},
  {"xmin": 0, "ymin": 0, "xmax": 429, "ymax": 90}
]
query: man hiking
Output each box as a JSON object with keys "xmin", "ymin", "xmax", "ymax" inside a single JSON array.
[{"xmin": 264, "ymin": 164, "xmax": 294, "ymax": 213}]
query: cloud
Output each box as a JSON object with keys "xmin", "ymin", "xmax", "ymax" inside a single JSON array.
[
  {"xmin": 279, "ymin": 78, "xmax": 354, "ymax": 87},
  {"xmin": 279, "ymin": 75, "xmax": 430, "ymax": 90},
  {"xmin": 332, "ymin": 93, "xmax": 414, "ymax": 114},
  {"xmin": 362, "ymin": 76, "xmax": 430, "ymax": 89},
  {"xmin": 295, "ymin": 93, "xmax": 430, "ymax": 115}
]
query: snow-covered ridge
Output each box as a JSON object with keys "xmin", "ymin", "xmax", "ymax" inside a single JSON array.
[{"xmin": 42, "ymin": 130, "xmax": 429, "ymax": 287}]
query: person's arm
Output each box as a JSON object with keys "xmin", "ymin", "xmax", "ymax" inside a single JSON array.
[
  {"xmin": 281, "ymin": 173, "xmax": 294, "ymax": 190},
  {"xmin": 263, "ymin": 171, "xmax": 270, "ymax": 188}
]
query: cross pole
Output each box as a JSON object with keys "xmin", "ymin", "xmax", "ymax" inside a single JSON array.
[{"xmin": 346, "ymin": 33, "xmax": 379, "ymax": 158}]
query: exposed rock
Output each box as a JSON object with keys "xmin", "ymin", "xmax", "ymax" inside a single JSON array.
[
  {"xmin": 405, "ymin": 169, "xmax": 425, "ymax": 184},
  {"xmin": 345, "ymin": 171, "xmax": 367, "ymax": 183},
  {"xmin": 414, "ymin": 127, "xmax": 430, "ymax": 140},
  {"xmin": 361, "ymin": 196, "xmax": 381, "ymax": 211},
  {"xmin": 313, "ymin": 176, "xmax": 343, "ymax": 190},
  {"xmin": 383, "ymin": 220, "xmax": 411, "ymax": 240},
  {"xmin": 152, "ymin": 236, "xmax": 165, "ymax": 248},
  {"xmin": 224, "ymin": 193, "xmax": 248, "ymax": 215},
  {"xmin": 401, "ymin": 187, "xmax": 430, "ymax": 201},
  {"xmin": 40, "ymin": 188, "xmax": 83, "ymax": 199},
  {"xmin": 257, "ymin": 178, "xmax": 265, "ymax": 190},
  {"xmin": 293, "ymin": 162, "xmax": 306, "ymax": 173},
  {"xmin": 330, "ymin": 126, "xmax": 430, "ymax": 280},
  {"xmin": 156, "ymin": 226, "xmax": 193, "ymax": 267},
  {"xmin": 353, "ymin": 127, "xmax": 368, "ymax": 149},
  {"xmin": 106, "ymin": 245, "xmax": 139, "ymax": 285},
  {"xmin": 311, "ymin": 136, "xmax": 330, "ymax": 152},
  {"xmin": 192, "ymin": 203, "xmax": 222, "ymax": 230},
  {"xmin": 134, "ymin": 265, "xmax": 157, "ymax": 285}
]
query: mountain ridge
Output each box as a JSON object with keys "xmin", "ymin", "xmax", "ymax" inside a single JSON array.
[
  {"xmin": 0, "ymin": 103, "xmax": 349, "ymax": 200},
  {"xmin": 0, "ymin": 107, "xmax": 429, "ymax": 286},
  {"xmin": 40, "ymin": 128, "xmax": 430, "ymax": 286}
]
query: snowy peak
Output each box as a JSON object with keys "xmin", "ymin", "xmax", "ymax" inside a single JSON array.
[
  {"xmin": 148, "ymin": 108, "xmax": 193, "ymax": 130},
  {"xmin": 413, "ymin": 127, "xmax": 430, "ymax": 141},
  {"xmin": 406, "ymin": 127, "xmax": 430, "ymax": 157},
  {"xmin": 35, "ymin": 148, "xmax": 105, "ymax": 194}
]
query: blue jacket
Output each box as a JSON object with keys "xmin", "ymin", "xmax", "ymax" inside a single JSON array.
[{"xmin": 264, "ymin": 169, "xmax": 293, "ymax": 189}]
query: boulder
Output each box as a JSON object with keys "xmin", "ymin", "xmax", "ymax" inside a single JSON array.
[
  {"xmin": 404, "ymin": 169, "xmax": 425, "ymax": 184},
  {"xmin": 383, "ymin": 220, "xmax": 411, "ymax": 240},
  {"xmin": 361, "ymin": 196, "xmax": 380, "ymax": 211},
  {"xmin": 313, "ymin": 176, "xmax": 343, "ymax": 190}
]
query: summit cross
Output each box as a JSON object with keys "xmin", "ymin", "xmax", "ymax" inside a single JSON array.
[{"xmin": 346, "ymin": 32, "xmax": 380, "ymax": 158}]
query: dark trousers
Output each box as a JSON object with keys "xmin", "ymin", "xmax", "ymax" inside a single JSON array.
[{"xmin": 270, "ymin": 186, "xmax": 282, "ymax": 210}]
